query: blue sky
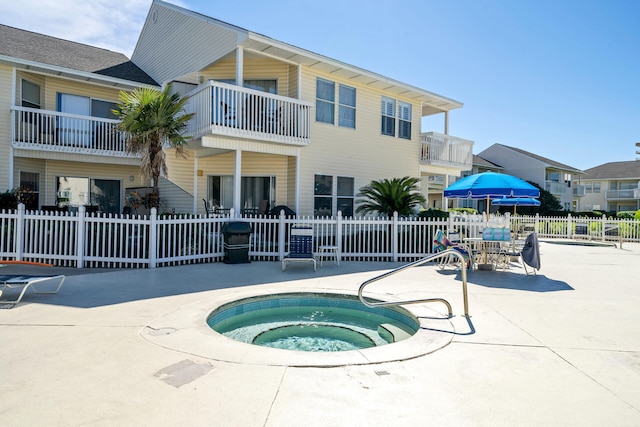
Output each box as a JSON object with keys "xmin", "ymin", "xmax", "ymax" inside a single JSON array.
[{"xmin": 2, "ymin": 0, "xmax": 638, "ymax": 170}]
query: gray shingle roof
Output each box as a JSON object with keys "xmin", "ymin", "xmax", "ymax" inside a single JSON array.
[
  {"xmin": 491, "ymin": 143, "xmax": 583, "ymax": 173},
  {"xmin": 0, "ymin": 24, "xmax": 157, "ymax": 86},
  {"xmin": 583, "ymin": 160, "xmax": 640, "ymax": 180},
  {"xmin": 473, "ymin": 155, "xmax": 502, "ymax": 169}
]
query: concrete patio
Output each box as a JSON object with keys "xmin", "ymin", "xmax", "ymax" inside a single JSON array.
[{"xmin": 1, "ymin": 240, "xmax": 639, "ymax": 426}]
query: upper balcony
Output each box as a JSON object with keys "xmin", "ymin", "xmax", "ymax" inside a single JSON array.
[
  {"xmin": 419, "ymin": 132, "xmax": 473, "ymax": 171},
  {"xmin": 573, "ymin": 184, "xmax": 586, "ymax": 197},
  {"xmin": 184, "ymin": 80, "xmax": 312, "ymax": 146},
  {"xmin": 605, "ymin": 189, "xmax": 640, "ymax": 200},
  {"xmin": 11, "ymin": 106, "xmax": 132, "ymax": 158},
  {"xmin": 545, "ymin": 180, "xmax": 569, "ymax": 195}
]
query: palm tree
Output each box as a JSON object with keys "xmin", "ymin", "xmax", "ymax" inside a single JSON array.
[
  {"xmin": 356, "ymin": 176, "xmax": 426, "ymax": 217},
  {"xmin": 114, "ymin": 84, "xmax": 194, "ymax": 208}
]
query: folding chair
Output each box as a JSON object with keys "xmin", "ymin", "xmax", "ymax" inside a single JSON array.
[
  {"xmin": 0, "ymin": 274, "xmax": 65, "ymax": 306},
  {"xmin": 433, "ymin": 229, "xmax": 473, "ymax": 270},
  {"xmin": 282, "ymin": 226, "xmax": 316, "ymax": 271}
]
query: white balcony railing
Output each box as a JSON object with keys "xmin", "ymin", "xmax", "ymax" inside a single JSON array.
[
  {"xmin": 11, "ymin": 106, "xmax": 131, "ymax": 157},
  {"xmin": 185, "ymin": 80, "xmax": 312, "ymax": 146},
  {"xmin": 573, "ymin": 184, "xmax": 586, "ymax": 197},
  {"xmin": 606, "ymin": 189, "xmax": 640, "ymax": 200},
  {"xmin": 545, "ymin": 180, "xmax": 568, "ymax": 195},
  {"xmin": 419, "ymin": 132, "xmax": 473, "ymax": 170}
]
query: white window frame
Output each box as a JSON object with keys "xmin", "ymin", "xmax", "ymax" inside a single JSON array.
[{"xmin": 381, "ymin": 97, "xmax": 396, "ymax": 136}]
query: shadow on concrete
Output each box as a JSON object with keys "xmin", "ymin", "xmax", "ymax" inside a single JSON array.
[
  {"xmin": 436, "ymin": 267, "xmax": 573, "ymax": 292},
  {"xmin": 0, "ymin": 261, "xmax": 406, "ymax": 309}
]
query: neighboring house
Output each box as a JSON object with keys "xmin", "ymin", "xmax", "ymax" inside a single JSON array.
[
  {"xmin": 446, "ymin": 155, "xmax": 503, "ymax": 212},
  {"xmin": 129, "ymin": 0, "xmax": 474, "ymax": 216},
  {"xmin": 478, "ymin": 143, "xmax": 585, "ymax": 211},
  {"xmin": 582, "ymin": 161, "xmax": 640, "ymax": 212},
  {"xmin": 0, "ymin": 24, "xmax": 157, "ymax": 214}
]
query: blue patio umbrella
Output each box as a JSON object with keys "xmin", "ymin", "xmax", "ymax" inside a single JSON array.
[
  {"xmin": 491, "ymin": 196, "xmax": 540, "ymax": 214},
  {"xmin": 444, "ymin": 172, "xmax": 540, "ymax": 199}
]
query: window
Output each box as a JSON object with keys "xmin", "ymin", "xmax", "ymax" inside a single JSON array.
[
  {"xmin": 19, "ymin": 171, "xmax": 39, "ymax": 210},
  {"xmin": 398, "ymin": 101, "xmax": 412, "ymax": 139},
  {"xmin": 593, "ymin": 182, "xmax": 601, "ymax": 193},
  {"xmin": 336, "ymin": 177, "xmax": 355, "ymax": 216},
  {"xmin": 56, "ymin": 176, "xmax": 121, "ymax": 214},
  {"xmin": 338, "ymin": 85, "xmax": 356, "ymax": 128},
  {"xmin": 314, "ymin": 174, "xmax": 333, "ymax": 216},
  {"xmin": 21, "ymin": 80, "xmax": 41, "ymax": 109},
  {"xmin": 314, "ymin": 174, "xmax": 354, "ymax": 217},
  {"xmin": 208, "ymin": 175, "xmax": 276, "ymax": 212},
  {"xmin": 316, "ymin": 78, "xmax": 335, "ymax": 124},
  {"xmin": 381, "ymin": 97, "xmax": 395, "ymax": 136}
]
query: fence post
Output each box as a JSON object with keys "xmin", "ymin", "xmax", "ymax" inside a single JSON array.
[
  {"xmin": 278, "ymin": 210, "xmax": 286, "ymax": 261},
  {"xmin": 392, "ymin": 211, "xmax": 398, "ymax": 263},
  {"xmin": 336, "ymin": 210, "xmax": 343, "ymax": 261},
  {"xmin": 16, "ymin": 203, "xmax": 25, "ymax": 261},
  {"xmin": 149, "ymin": 208, "xmax": 157, "ymax": 268},
  {"xmin": 535, "ymin": 213, "xmax": 539, "ymax": 234},
  {"xmin": 567, "ymin": 213, "xmax": 573, "ymax": 239},
  {"xmin": 76, "ymin": 205, "xmax": 86, "ymax": 268},
  {"xmin": 601, "ymin": 214, "xmax": 606, "ymax": 243}
]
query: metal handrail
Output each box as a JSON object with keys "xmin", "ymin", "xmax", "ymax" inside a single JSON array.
[{"xmin": 358, "ymin": 249, "xmax": 469, "ymax": 317}]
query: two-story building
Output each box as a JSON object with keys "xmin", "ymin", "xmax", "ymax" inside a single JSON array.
[
  {"xmin": 582, "ymin": 161, "xmax": 640, "ymax": 212},
  {"xmin": 478, "ymin": 143, "xmax": 585, "ymax": 211},
  {"xmin": 129, "ymin": 0, "xmax": 473, "ymax": 216},
  {"xmin": 1, "ymin": 1, "xmax": 473, "ymax": 217},
  {"xmin": 0, "ymin": 24, "xmax": 157, "ymax": 214}
]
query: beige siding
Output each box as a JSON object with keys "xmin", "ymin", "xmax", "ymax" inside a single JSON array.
[
  {"xmin": 0, "ymin": 64, "xmax": 12, "ymax": 191},
  {"xmin": 200, "ymin": 57, "xmax": 291, "ymax": 96},
  {"xmin": 296, "ymin": 68, "xmax": 422, "ymax": 215},
  {"xmin": 132, "ymin": 2, "xmax": 241, "ymax": 85}
]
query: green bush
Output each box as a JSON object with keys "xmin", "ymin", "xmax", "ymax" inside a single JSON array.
[
  {"xmin": 635, "ymin": 210, "xmax": 640, "ymax": 220},
  {"xmin": 418, "ymin": 208, "xmax": 449, "ymax": 219},
  {"xmin": 617, "ymin": 211, "xmax": 637, "ymax": 219},
  {"xmin": 450, "ymin": 207, "xmax": 478, "ymax": 215},
  {"xmin": 0, "ymin": 190, "xmax": 19, "ymax": 211}
]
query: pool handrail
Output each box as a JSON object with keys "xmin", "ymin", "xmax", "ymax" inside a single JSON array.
[{"xmin": 358, "ymin": 249, "xmax": 469, "ymax": 318}]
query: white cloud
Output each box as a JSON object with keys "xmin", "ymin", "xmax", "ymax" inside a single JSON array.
[{"xmin": 0, "ymin": 0, "xmax": 152, "ymax": 57}]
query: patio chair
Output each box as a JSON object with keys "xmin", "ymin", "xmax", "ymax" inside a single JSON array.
[
  {"xmin": 433, "ymin": 229, "xmax": 473, "ymax": 270},
  {"xmin": 282, "ymin": 226, "xmax": 316, "ymax": 272},
  {"xmin": 0, "ymin": 274, "xmax": 65, "ymax": 306}
]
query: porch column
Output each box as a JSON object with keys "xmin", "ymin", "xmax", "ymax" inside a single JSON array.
[
  {"xmin": 294, "ymin": 149, "xmax": 301, "ymax": 214},
  {"xmin": 193, "ymin": 158, "xmax": 199, "ymax": 214},
  {"xmin": 234, "ymin": 150, "xmax": 242, "ymax": 215},
  {"xmin": 236, "ymin": 47, "xmax": 244, "ymax": 86},
  {"xmin": 444, "ymin": 111, "xmax": 449, "ymax": 135},
  {"xmin": 444, "ymin": 175, "xmax": 449, "ymax": 212}
]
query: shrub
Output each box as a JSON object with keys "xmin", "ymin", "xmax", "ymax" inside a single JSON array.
[
  {"xmin": 418, "ymin": 208, "xmax": 449, "ymax": 219},
  {"xmin": 0, "ymin": 189, "xmax": 19, "ymax": 211}
]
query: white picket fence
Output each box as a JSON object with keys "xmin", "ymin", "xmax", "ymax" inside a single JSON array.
[{"xmin": 1, "ymin": 204, "xmax": 638, "ymax": 269}]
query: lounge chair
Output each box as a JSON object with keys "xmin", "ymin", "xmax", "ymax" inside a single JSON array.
[
  {"xmin": 282, "ymin": 226, "xmax": 316, "ymax": 271},
  {"xmin": 433, "ymin": 229, "xmax": 473, "ymax": 270},
  {"xmin": 0, "ymin": 274, "xmax": 65, "ymax": 306}
]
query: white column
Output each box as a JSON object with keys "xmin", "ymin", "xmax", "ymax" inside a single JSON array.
[
  {"xmin": 444, "ymin": 175, "xmax": 449, "ymax": 211},
  {"xmin": 294, "ymin": 149, "xmax": 301, "ymax": 214},
  {"xmin": 444, "ymin": 111, "xmax": 449, "ymax": 135},
  {"xmin": 193, "ymin": 158, "xmax": 199, "ymax": 214},
  {"xmin": 234, "ymin": 150, "xmax": 242, "ymax": 215},
  {"xmin": 236, "ymin": 47, "xmax": 244, "ymax": 86}
]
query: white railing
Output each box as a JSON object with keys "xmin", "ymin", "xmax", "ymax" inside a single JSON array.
[
  {"xmin": 420, "ymin": 132, "xmax": 473, "ymax": 170},
  {"xmin": 184, "ymin": 80, "xmax": 312, "ymax": 146},
  {"xmin": 10, "ymin": 106, "xmax": 132, "ymax": 156},
  {"xmin": 545, "ymin": 180, "xmax": 568, "ymax": 195},
  {"xmin": 1, "ymin": 206, "xmax": 638, "ymax": 269},
  {"xmin": 606, "ymin": 189, "xmax": 640, "ymax": 200}
]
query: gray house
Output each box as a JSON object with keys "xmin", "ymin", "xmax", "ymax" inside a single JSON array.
[{"xmin": 582, "ymin": 161, "xmax": 640, "ymax": 212}]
